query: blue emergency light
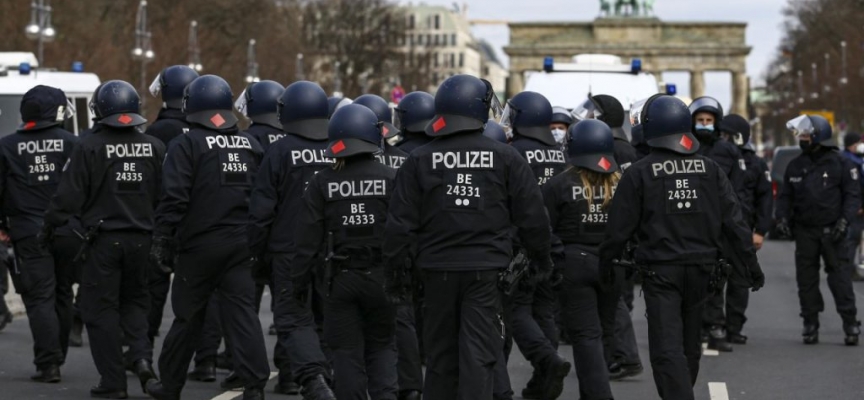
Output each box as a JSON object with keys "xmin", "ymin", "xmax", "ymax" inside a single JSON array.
[
  {"xmin": 72, "ymin": 62, "xmax": 84, "ymax": 72},
  {"xmin": 630, "ymin": 58, "xmax": 642, "ymax": 74},
  {"xmin": 19, "ymin": 62, "xmax": 31, "ymax": 75},
  {"xmin": 543, "ymin": 56, "xmax": 554, "ymax": 72},
  {"xmin": 665, "ymin": 83, "xmax": 677, "ymax": 95}
]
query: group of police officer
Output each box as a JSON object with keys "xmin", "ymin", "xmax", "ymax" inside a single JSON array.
[{"xmin": 0, "ymin": 62, "xmax": 860, "ymax": 400}]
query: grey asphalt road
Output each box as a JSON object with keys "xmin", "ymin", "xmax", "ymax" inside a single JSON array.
[{"xmin": 2, "ymin": 240, "xmax": 864, "ymax": 400}]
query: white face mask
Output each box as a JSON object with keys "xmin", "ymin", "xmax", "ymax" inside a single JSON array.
[
  {"xmin": 551, "ymin": 128, "xmax": 566, "ymax": 144},
  {"xmin": 856, "ymin": 143, "xmax": 864, "ymax": 154}
]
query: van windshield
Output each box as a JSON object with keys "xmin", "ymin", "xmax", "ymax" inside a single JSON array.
[{"xmin": 0, "ymin": 95, "xmax": 23, "ymax": 137}]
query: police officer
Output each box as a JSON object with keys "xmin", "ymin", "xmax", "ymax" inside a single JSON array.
[
  {"xmin": 573, "ymin": 95, "xmax": 638, "ymax": 170},
  {"xmin": 776, "ymin": 114, "xmax": 861, "ymax": 345},
  {"xmin": 353, "ymin": 94, "xmax": 407, "ymax": 169},
  {"xmin": 0, "ymin": 85, "xmax": 77, "ymax": 383},
  {"xmin": 144, "ymin": 65, "xmax": 198, "ymax": 346},
  {"xmin": 483, "ymin": 119, "xmax": 508, "ymax": 143},
  {"xmin": 327, "ymin": 96, "xmax": 353, "ymax": 119},
  {"xmin": 354, "ymin": 94, "xmax": 422, "ymax": 400},
  {"xmin": 689, "ymin": 96, "xmax": 746, "ymax": 352},
  {"xmin": 238, "ymin": 80, "xmax": 286, "ymax": 151},
  {"xmin": 294, "ymin": 104, "xmax": 398, "ymax": 400},
  {"xmin": 145, "ymin": 75, "xmax": 270, "ymax": 400},
  {"xmin": 248, "ymin": 81, "xmax": 336, "ymax": 400},
  {"xmin": 718, "ymin": 114, "xmax": 773, "ymax": 344},
  {"xmin": 549, "ymin": 106, "xmax": 572, "ymax": 150},
  {"xmin": 599, "ymin": 95, "xmax": 763, "ymax": 400},
  {"xmin": 840, "ymin": 132, "xmax": 864, "ymax": 282},
  {"xmin": 44, "ymin": 80, "xmax": 164, "ymax": 398},
  {"xmin": 501, "ymin": 91, "xmax": 570, "ymax": 400},
  {"xmin": 383, "ymin": 75, "xmax": 553, "ymax": 400},
  {"xmin": 394, "ymin": 91, "xmax": 436, "ymax": 153},
  {"xmin": 543, "ymin": 119, "xmax": 620, "ymax": 400}
]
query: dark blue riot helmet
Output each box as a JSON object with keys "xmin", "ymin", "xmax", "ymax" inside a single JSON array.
[
  {"xmin": 592, "ymin": 94, "xmax": 628, "ymax": 141},
  {"xmin": 551, "ymin": 106, "xmax": 573, "ymax": 126},
  {"xmin": 689, "ymin": 96, "xmax": 723, "ymax": 144},
  {"xmin": 277, "ymin": 81, "xmax": 329, "ymax": 140},
  {"xmin": 92, "ymin": 80, "xmax": 147, "ymax": 128},
  {"xmin": 426, "ymin": 75, "xmax": 499, "ymax": 137},
  {"xmin": 328, "ymin": 96, "xmax": 353, "ymax": 118},
  {"xmin": 324, "ymin": 104, "xmax": 382, "ymax": 158},
  {"xmin": 183, "ymin": 75, "xmax": 237, "ymax": 129},
  {"xmin": 353, "ymin": 94, "xmax": 399, "ymax": 139},
  {"xmin": 18, "ymin": 85, "xmax": 71, "ymax": 131},
  {"xmin": 787, "ymin": 114, "xmax": 833, "ymax": 152},
  {"xmin": 483, "ymin": 119, "xmax": 508, "ymax": 143},
  {"xmin": 641, "ymin": 94, "xmax": 699, "ymax": 155},
  {"xmin": 567, "ymin": 119, "xmax": 618, "ymax": 173},
  {"xmin": 503, "ymin": 91, "xmax": 555, "ymax": 146},
  {"xmin": 719, "ymin": 114, "xmax": 750, "ymax": 147},
  {"xmin": 395, "ymin": 91, "xmax": 435, "ymax": 134},
  {"xmin": 236, "ymin": 80, "xmax": 284, "ymax": 129},
  {"xmin": 150, "ymin": 65, "xmax": 199, "ymax": 109}
]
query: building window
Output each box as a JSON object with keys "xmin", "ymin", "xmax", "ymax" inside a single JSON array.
[
  {"xmin": 434, "ymin": 35, "xmax": 439, "ymax": 46},
  {"xmin": 418, "ymin": 34, "xmax": 423, "ymax": 45},
  {"xmin": 408, "ymin": 35, "xmax": 414, "ymax": 46},
  {"xmin": 433, "ymin": 53, "xmax": 439, "ymax": 68},
  {"xmin": 451, "ymin": 34, "xmax": 457, "ymax": 46},
  {"xmin": 433, "ymin": 73, "xmax": 439, "ymax": 84},
  {"xmin": 434, "ymin": 14, "xmax": 441, "ymax": 30},
  {"xmin": 427, "ymin": 34, "xmax": 432, "ymax": 46},
  {"xmin": 450, "ymin": 53, "xmax": 455, "ymax": 68},
  {"xmin": 483, "ymin": 66, "xmax": 490, "ymax": 76},
  {"xmin": 458, "ymin": 53, "xmax": 464, "ymax": 68},
  {"xmin": 409, "ymin": 14, "xmax": 415, "ymax": 29}
]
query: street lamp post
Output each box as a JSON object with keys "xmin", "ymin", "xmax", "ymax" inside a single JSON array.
[
  {"xmin": 132, "ymin": 0, "xmax": 154, "ymax": 108},
  {"xmin": 188, "ymin": 20, "xmax": 203, "ymax": 72},
  {"xmin": 840, "ymin": 40, "xmax": 848, "ymax": 123},
  {"xmin": 295, "ymin": 53, "xmax": 305, "ymax": 82},
  {"xmin": 245, "ymin": 39, "xmax": 259, "ymax": 83},
  {"xmin": 24, "ymin": 0, "xmax": 56, "ymax": 67},
  {"xmin": 333, "ymin": 61, "xmax": 343, "ymax": 97}
]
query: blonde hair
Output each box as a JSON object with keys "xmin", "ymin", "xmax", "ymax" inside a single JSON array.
[{"xmin": 573, "ymin": 167, "xmax": 620, "ymax": 209}]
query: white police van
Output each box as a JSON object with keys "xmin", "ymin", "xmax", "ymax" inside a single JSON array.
[
  {"xmin": 0, "ymin": 52, "xmax": 101, "ymax": 137},
  {"xmin": 522, "ymin": 54, "xmax": 674, "ymax": 135}
]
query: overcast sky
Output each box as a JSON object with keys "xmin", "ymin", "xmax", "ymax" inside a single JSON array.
[{"xmin": 401, "ymin": 0, "xmax": 786, "ymax": 110}]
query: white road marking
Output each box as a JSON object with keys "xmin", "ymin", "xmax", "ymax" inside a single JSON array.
[
  {"xmin": 708, "ymin": 382, "xmax": 730, "ymax": 400},
  {"xmin": 210, "ymin": 372, "xmax": 278, "ymax": 400},
  {"xmin": 702, "ymin": 342, "xmax": 719, "ymax": 356}
]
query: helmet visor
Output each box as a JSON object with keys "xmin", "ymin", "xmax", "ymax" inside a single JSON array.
[
  {"xmin": 488, "ymin": 93, "xmax": 504, "ymax": 122},
  {"xmin": 571, "ymin": 97, "xmax": 603, "ymax": 122},
  {"xmin": 499, "ymin": 102, "xmax": 515, "ymax": 129},
  {"xmin": 688, "ymin": 97, "xmax": 722, "ymax": 114},
  {"xmin": 148, "ymin": 73, "xmax": 163, "ymax": 98},
  {"xmin": 234, "ymin": 88, "xmax": 249, "ymax": 117},
  {"xmin": 629, "ymin": 97, "xmax": 650, "ymax": 125},
  {"xmin": 787, "ymin": 115, "xmax": 814, "ymax": 138}
]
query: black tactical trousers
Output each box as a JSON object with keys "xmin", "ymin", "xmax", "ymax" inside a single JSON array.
[
  {"xmin": 508, "ymin": 278, "xmax": 559, "ymax": 372},
  {"xmin": 643, "ymin": 264, "xmax": 710, "ymax": 400},
  {"xmin": 157, "ymin": 241, "xmax": 269, "ymax": 394},
  {"xmin": 192, "ymin": 294, "xmax": 224, "ymax": 365},
  {"xmin": 494, "ymin": 291, "xmax": 514, "ymax": 400},
  {"xmin": 147, "ymin": 267, "xmax": 171, "ymax": 342},
  {"xmin": 324, "ymin": 267, "xmax": 397, "ymax": 400},
  {"xmin": 10, "ymin": 236, "xmax": 64, "ymax": 369},
  {"xmin": 0, "ymin": 243, "xmax": 8, "ymax": 316},
  {"xmin": 396, "ymin": 303, "xmax": 423, "ymax": 393},
  {"xmin": 703, "ymin": 280, "xmax": 751, "ymax": 334},
  {"xmin": 794, "ymin": 225, "xmax": 858, "ymax": 325},
  {"xmin": 272, "ymin": 252, "xmax": 331, "ymax": 385},
  {"xmin": 423, "ymin": 269, "xmax": 502, "ymax": 400},
  {"xmin": 557, "ymin": 247, "xmax": 614, "ymax": 400},
  {"xmin": 612, "ymin": 296, "xmax": 641, "ymax": 366},
  {"xmin": 846, "ymin": 216, "xmax": 864, "ymax": 276},
  {"xmin": 51, "ymin": 235, "xmax": 82, "ymax": 360},
  {"xmin": 78, "ymin": 232, "xmax": 152, "ymax": 390}
]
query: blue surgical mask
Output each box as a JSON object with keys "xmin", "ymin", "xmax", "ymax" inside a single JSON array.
[{"xmin": 695, "ymin": 123, "xmax": 714, "ymax": 132}]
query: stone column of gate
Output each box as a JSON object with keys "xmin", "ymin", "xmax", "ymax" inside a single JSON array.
[
  {"xmin": 690, "ymin": 69, "xmax": 705, "ymax": 99},
  {"xmin": 507, "ymin": 71, "xmax": 525, "ymax": 99},
  {"xmin": 731, "ymin": 70, "xmax": 749, "ymax": 116}
]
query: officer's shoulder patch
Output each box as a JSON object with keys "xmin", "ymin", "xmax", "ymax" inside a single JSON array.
[
  {"xmin": 764, "ymin": 170, "xmax": 771, "ymax": 182},
  {"xmin": 738, "ymin": 159, "xmax": 747, "ymax": 171},
  {"xmin": 851, "ymin": 168, "xmax": 859, "ymax": 181}
]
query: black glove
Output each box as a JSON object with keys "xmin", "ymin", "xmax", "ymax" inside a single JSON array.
[
  {"xmin": 249, "ymin": 255, "xmax": 271, "ymax": 285},
  {"xmin": 525, "ymin": 255, "xmax": 554, "ymax": 287},
  {"xmin": 384, "ymin": 268, "xmax": 409, "ymax": 305},
  {"xmin": 776, "ymin": 218, "xmax": 792, "ymax": 239},
  {"xmin": 37, "ymin": 223, "xmax": 55, "ymax": 250},
  {"xmin": 749, "ymin": 262, "xmax": 765, "ymax": 292},
  {"xmin": 832, "ymin": 218, "xmax": 849, "ymax": 242},
  {"xmin": 150, "ymin": 234, "xmax": 176, "ymax": 274}
]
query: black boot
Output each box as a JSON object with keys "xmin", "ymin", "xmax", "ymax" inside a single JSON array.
[
  {"xmin": 0, "ymin": 310, "xmax": 13, "ymax": 332},
  {"xmin": 398, "ymin": 390, "xmax": 422, "ymax": 400},
  {"xmin": 706, "ymin": 325, "xmax": 733, "ymax": 352},
  {"xmin": 844, "ymin": 321, "xmax": 861, "ymax": 346},
  {"xmin": 145, "ymin": 380, "xmax": 180, "ymax": 400},
  {"xmin": 520, "ymin": 368, "xmax": 542, "ymax": 399},
  {"xmin": 188, "ymin": 358, "xmax": 216, "ymax": 382},
  {"xmin": 221, "ymin": 371, "xmax": 246, "ymax": 390},
  {"xmin": 802, "ymin": 323, "xmax": 819, "ymax": 345},
  {"xmin": 216, "ymin": 350, "xmax": 233, "ymax": 370},
  {"xmin": 300, "ymin": 375, "xmax": 336, "ymax": 400},
  {"xmin": 541, "ymin": 354, "xmax": 571, "ymax": 400},
  {"xmin": 90, "ymin": 385, "xmax": 128, "ymax": 399},
  {"xmin": 30, "ymin": 364, "xmax": 61, "ymax": 383},
  {"xmin": 268, "ymin": 323, "xmax": 277, "ymax": 336},
  {"xmin": 727, "ymin": 331, "xmax": 748, "ymax": 344},
  {"xmin": 273, "ymin": 375, "xmax": 300, "ymax": 395},
  {"xmin": 133, "ymin": 359, "xmax": 157, "ymax": 393},
  {"xmin": 243, "ymin": 387, "xmax": 265, "ymax": 400},
  {"xmin": 69, "ymin": 315, "xmax": 84, "ymax": 347},
  {"xmin": 608, "ymin": 361, "xmax": 644, "ymax": 380}
]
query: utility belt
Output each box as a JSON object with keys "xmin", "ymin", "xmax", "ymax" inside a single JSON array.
[{"xmin": 613, "ymin": 258, "xmax": 730, "ymax": 301}]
